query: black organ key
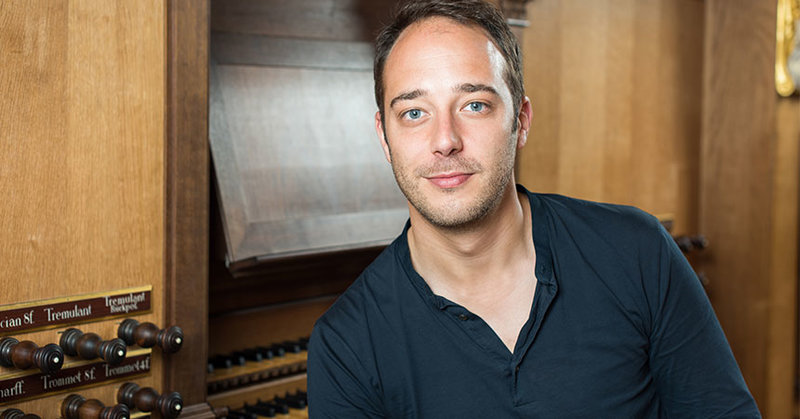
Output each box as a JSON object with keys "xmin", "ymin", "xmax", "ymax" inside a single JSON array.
[
  {"xmin": 209, "ymin": 355, "xmax": 233, "ymax": 369},
  {"xmin": 253, "ymin": 346, "xmax": 275, "ymax": 359},
  {"xmin": 242, "ymin": 404, "xmax": 276, "ymax": 418},
  {"xmin": 255, "ymin": 400, "xmax": 289, "ymax": 414},
  {"xmin": 280, "ymin": 341, "xmax": 302, "ymax": 354},
  {"xmin": 231, "ymin": 349, "xmax": 264, "ymax": 362},
  {"xmin": 224, "ymin": 411, "xmax": 257, "ymax": 419},
  {"xmin": 297, "ymin": 337, "xmax": 309, "ymax": 350},
  {"xmin": 230, "ymin": 353, "xmax": 246, "ymax": 366},
  {"xmin": 276, "ymin": 394, "xmax": 306, "ymax": 409},
  {"xmin": 266, "ymin": 344, "xmax": 285, "ymax": 357}
]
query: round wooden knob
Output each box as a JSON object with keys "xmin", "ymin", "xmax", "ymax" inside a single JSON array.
[
  {"xmin": 118, "ymin": 319, "xmax": 184, "ymax": 353},
  {"xmin": 118, "ymin": 382, "xmax": 183, "ymax": 419},
  {"xmin": 0, "ymin": 408, "xmax": 41, "ymax": 419},
  {"xmin": 0, "ymin": 337, "xmax": 64, "ymax": 374},
  {"xmin": 60, "ymin": 328, "xmax": 127, "ymax": 365},
  {"xmin": 61, "ymin": 394, "xmax": 130, "ymax": 419}
]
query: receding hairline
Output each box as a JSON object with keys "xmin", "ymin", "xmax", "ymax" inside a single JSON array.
[
  {"xmin": 380, "ymin": 16, "xmax": 511, "ymax": 111},
  {"xmin": 384, "ymin": 15, "xmax": 504, "ymax": 66}
]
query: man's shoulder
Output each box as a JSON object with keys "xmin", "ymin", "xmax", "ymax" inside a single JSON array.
[
  {"xmin": 530, "ymin": 191, "xmax": 663, "ymax": 238},
  {"xmin": 314, "ymin": 235, "xmax": 407, "ymax": 332}
]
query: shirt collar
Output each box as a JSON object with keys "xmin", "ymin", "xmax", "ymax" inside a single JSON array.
[{"xmin": 396, "ymin": 184, "xmax": 557, "ymax": 309}]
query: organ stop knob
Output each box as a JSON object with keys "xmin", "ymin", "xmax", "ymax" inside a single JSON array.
[
  {"xmin": 0, "ymin": 409, "xmax": 41, "ymax": 419},
  {"xmin": 61, "ymin": 394, "xmax": 129, "ymax": 419},
  {"xmin": 117, "ymin": 382, "xmax": 183, "ymax": 419},
  {"xmin": 0, "ymin": 337, "xmax": 63, "ymax": 374},
  {"xmin": 59, "ymin": 328, "xmax": 127, "ymax": 365},
  {"xmin": 117, "ymin": 319, "xmax": 183, "ymax": 353}
]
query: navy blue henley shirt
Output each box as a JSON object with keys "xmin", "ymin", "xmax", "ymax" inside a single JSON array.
[{"xmin": 308, "ymin": 186, "xmax": 760, "ymax": 418}]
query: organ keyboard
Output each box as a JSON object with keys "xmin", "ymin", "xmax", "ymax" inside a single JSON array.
[{"xmin": 206, "ymin": 338, "xmax": 310, "ymax": 418}]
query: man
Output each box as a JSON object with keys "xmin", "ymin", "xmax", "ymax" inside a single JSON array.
[{"xmin": 308, "ymin": 0, "xmax": 760, "ymax": 417}]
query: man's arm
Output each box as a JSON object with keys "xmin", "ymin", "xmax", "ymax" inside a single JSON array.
[
  {"xmin": 647, "ymin": 224, "xmax": 760, "ymax": 417},
  {"xmin": 307, "ymin": 318, "xmax": 385, "ymax": 418}
]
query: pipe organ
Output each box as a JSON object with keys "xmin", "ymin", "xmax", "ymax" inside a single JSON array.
[
  {"xmin": 4, "ymin": 0, "xmax": 790, "ymax": 417},
  {"xmin": 202, "ymin": 0, "xmax": 403, "ymax": 416},
  {"xmin": 1, "ymin": 0, "xmax": 528, "ymax": 417},
  {"xmin": 0, "ymin": 292, "xmax": 185, "ymax": 416},
  {"xmin": 0, "ymin": 0, "xmax": 192, "ymax": 416}
]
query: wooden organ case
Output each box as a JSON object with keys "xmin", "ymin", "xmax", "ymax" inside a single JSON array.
[
  {"xmin": 205, "ymin": 0, "xmax": 405, "ymax": 417},
  {"xmin": 0, "ymin": 1, "xmax": 208, "ymax": 417}
]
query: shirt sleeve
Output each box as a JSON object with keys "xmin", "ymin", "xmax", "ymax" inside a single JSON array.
[
  {"xmin": 646, "ymin": 222, "xmax": 761, "ymax": 417},
  {"xmin": 307, "ymin": 317, "xmax": 385, "ymax": 418}
]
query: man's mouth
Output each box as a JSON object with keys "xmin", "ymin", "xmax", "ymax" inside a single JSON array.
[{"xmin": 426, "ymin": 173, "xmax": 472, "ymax": 189}]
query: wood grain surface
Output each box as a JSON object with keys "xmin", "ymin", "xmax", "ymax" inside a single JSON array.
[
  {"xmin": 518, "ymin": 0, "xmax": 704, "ymax": 235},
  {"xmin": 209, "ymin": 0, "xmax": 407, "ymax": 269},
  {"xmin": 164, "ymin": 0, "xmax": 210, "ymax": 405},
  {"xmin": 0, "ymin": 0, "xmax": 166, "ymax": 415},
  {"xmin": 701, "ymin": 0, "xmax": 796, "ymax": 416}
]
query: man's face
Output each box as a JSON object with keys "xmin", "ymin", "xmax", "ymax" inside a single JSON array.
[{"xmin": 376, "ymin": 17, "xmax": 530, "ymax": 229}]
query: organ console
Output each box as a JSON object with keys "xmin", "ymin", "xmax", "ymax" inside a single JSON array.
[
  {"xmin": 117, "ymin": 382, "xmax": 183, "ymax": 418},
  {"xmin": 59, "ymin": 328, "xmax": 127, "ymax": 365},
  {"xmin": 0, "ymin": 337, "xmax": 63, "ymax": 374},
  {"xmin": 201, "ymin": 335, "xmax": 308, "ymax": 418},
  {"xmin": 227, "ymin": 391, "xmax": 308, "ymax": 418},
  {"xmin": 117, "ymin": 319, "xmax": 184, "ymax": 353},
  {"xmin": 0, "ymin": 409, "xmax": 40, "ymax": 419},
  {"xmin": 207, "ymin": 338, "xmax": 308, "ymax": 394},
  {"xmin": 202, "ymin": 1, "xmax": 401, "ymax": 417},
  {"xmin": 60, "ymin": 394, "xmax": 129, "ymax": 419}
]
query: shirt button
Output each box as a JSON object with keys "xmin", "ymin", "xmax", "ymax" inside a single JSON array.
[{"xmin": 458, "ymin": 314, "xmax": 468, "ymax": 321}]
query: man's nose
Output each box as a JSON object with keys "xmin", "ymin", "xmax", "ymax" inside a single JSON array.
[{"xmin": 430, "ymin": 113, "xmax": 463, "ymax": 157}]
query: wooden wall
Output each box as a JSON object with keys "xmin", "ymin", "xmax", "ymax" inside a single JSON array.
[
  {"xmin": 702, "ymin": 0, "xmax": 797, "ymax": 417},
  {"xmin": 518, "ymin": 0, "xmax": 704, "ymax": 235},
  {"xmin": 519, "ymin": 0, "xmax": 798, "ymax": 416},
  {"xmin": 0, "ymin": 1, "xmax": 167, "ymax": 415}
]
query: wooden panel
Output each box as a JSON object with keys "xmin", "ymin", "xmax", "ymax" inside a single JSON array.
[
  {"xmin": 209, "ymin": 0, "xmax": 406, "ymax": 269},
  {"xmin": 164, "ymin": 0, "xmax": 210, "ymax": 405},
  {"xmin": 212, "ymin": 33, "xmax": 374, "ymax": 71},
  {"xmin": 517, "ymin": 0, "xmax": 704, "ymax": 235},
  {"xmin": 210, "ymin": 64, "xmax": 407, "ymax": 265},
  {"xmin": 0, "ymin": 0, "xmax": 165, "ymax": 415},
  {"xmin": 701, "ymin": 0, "xmax": 797, "ymax": 416},
  {"xmin": 769, "ymin": 97, "xmax": 799, "ymax": 419},
  {"xmin": 208, "ymin": 246, "xmax": 380, "ymax": 316},
  {"xmin": 208, "ymin": 298, "xmax": 334, "ymax": 356},
  {"xmin": 211, "ymin": 0, "xmax": 393, "ymax": 41}
]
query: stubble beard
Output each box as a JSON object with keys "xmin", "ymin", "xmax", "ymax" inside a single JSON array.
[{"xmin": 389, "ymin": 135, "xmax": 517, "ymax": 231}]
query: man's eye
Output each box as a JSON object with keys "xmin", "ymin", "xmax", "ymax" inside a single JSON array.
[
  {"xmin": 466, "ymin": 102, "xmax": 486, "ymax": 112},
  {"xmin": 404, "ymin": 109, "xmax": 423, "ymax": 120}
]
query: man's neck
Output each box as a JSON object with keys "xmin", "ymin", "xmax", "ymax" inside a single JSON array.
[{"xmin": 407, "ymin": 183, "xmax": 534, "ymax": 300}]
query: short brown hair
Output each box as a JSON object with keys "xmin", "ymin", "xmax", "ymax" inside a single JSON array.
[{"xmin": 374, "ymin": 0, "xmax": 524, "ymax": 122}]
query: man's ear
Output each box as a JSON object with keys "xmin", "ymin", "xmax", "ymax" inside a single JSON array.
[
  {"xmin": 375, "ymin": 111, "xmax": 392, "ymax": 163},
  {"xmin": 516, "ymin": 96, "xmax": 533, "ymax": 149}
]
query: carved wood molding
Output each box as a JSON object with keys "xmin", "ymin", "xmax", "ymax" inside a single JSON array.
[{"xmin": 500, "ymin": 0, "xmax": 532, "ymax": 25}]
